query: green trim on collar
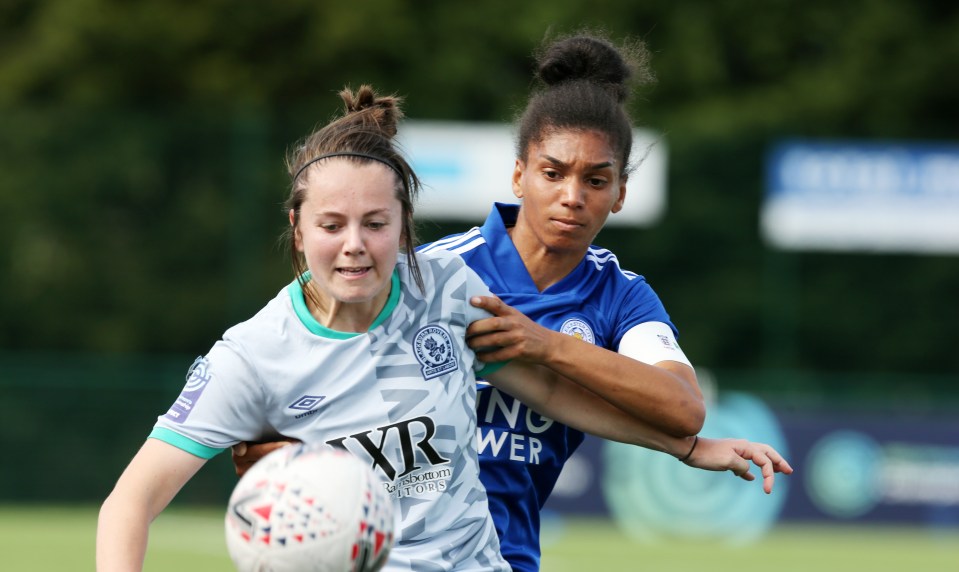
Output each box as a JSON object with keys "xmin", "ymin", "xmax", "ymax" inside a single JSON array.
[{"xmin": 288, "ymin": 270, "xmax": 400, "ymax": 339}]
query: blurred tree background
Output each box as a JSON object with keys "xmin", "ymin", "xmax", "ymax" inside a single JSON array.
[{"xmin": 1, "ymin": 0, "xmax": 957, "ymax": 499}]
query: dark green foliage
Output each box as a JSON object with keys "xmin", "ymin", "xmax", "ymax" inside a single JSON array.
[{"xmin": 2, "ymin": 0, "xmax": 957, "ymax": 376}]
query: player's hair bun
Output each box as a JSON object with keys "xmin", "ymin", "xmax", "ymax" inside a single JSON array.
[
  {"xmin": 536, "ymin": 35, "xmax": 632, "ymax": 102},
  {"xmin": 338, "ymin": 85, "xmax": 403, "ymax": 138}
]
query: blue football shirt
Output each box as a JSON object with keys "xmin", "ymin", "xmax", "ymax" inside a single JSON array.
[{"xmin": 419, "ymin": 203, "xmax": 678, "ymax": 571}]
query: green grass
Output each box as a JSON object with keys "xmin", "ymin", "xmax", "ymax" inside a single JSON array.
[
  {"xmin": 2, "ymin": 504, "xmax": 957, "ymax": 571},
  {"xmin": 539, "ymin": 518, "xmax": 959, "ymax": 572}
]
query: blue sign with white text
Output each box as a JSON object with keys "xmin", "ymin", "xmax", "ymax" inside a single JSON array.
[{"xmin": 762, "ymin": 139, "xmax": 959, "ymax": 253}]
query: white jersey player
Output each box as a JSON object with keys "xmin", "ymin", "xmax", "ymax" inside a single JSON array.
[
  {"xmin": 152, "ymin": 251, "xmax": 512, "ymax": 570},
  {"xmin": 96, "ymin": 84, "xmax": 695, "ymax": 572}
]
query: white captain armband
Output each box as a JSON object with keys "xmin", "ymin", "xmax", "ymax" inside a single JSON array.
[{"xmin": 617, "ymin": 321, "xmax": 693, "ymax": 368}]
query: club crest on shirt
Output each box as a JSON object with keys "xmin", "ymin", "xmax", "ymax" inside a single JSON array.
[
  {"xmin": 413, "ymin": 325, "xmax": 458, "ymax": 380},
  {"xmin": 560, "ymin": 318, "xmax": 595, "ymax": 344}
]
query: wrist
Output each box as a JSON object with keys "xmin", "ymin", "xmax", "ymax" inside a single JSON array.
[
  {"xmin": 541, "ymin": 329, "xmax": 566, "ymax": 365},
  {"xmin": 676, "ymin": 435, "xmax": 699, "ymax": 463}
]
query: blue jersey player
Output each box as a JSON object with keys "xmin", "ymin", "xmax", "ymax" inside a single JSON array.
[
  {"xmin": 419, "ymin": 201, "xmax": 697, "ymax": 571},
  {"xmin": 420, "ymin": 32, "xmax": 791, "ymax": 571}
]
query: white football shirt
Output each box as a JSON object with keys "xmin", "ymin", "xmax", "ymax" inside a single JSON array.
[{"xmin": 151, "ymin": 249, "xmax": 510, "ymax": 571}]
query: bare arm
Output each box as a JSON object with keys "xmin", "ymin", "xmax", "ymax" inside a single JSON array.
[
  {"xmin": 484, "ymin": 360, "xmax": 686, "ymax": 451},
  {"xmin": 468, "ymin": 295, "xmax": 705, "ymax": 436},
  {"xmin": 483, "ymin": 362, "xmax": 792, "ymax": 492},
  {"xmin": 97, "ymin": 439, "xmax": 207, "ymax": 571}
]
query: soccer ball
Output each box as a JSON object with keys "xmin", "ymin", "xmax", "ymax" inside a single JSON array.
[{"xmin": 225, "ymin": 442, "xmax": 395, "ymax": 572}]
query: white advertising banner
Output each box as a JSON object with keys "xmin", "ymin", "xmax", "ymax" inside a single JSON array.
[
  {"xmin": 762, "ymin": 140, "xmax": 959, "ymax": 253},
  {"xmin": 398, "ymin": 120, "xmax": 667, "ymax": 227}
]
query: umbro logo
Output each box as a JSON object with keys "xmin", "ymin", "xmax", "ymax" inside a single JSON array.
[{"xmin": 289, "ymin": 395, "xmax": 325, "ymax": 419}]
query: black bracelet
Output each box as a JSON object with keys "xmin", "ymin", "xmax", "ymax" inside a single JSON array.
[{"xmin": 678, "ymin": 435, "xmax": 699, "ymax": 463}]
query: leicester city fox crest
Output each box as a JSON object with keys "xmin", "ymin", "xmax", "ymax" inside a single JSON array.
[
  {"xmin": 560, "ymin": 318, "xmax": 595, "ymax": 344},
  {"xmin": 413, "ymin": 325, "xmax": 458, "ymax": 380}
]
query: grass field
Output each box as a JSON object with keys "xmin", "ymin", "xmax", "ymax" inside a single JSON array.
[{"xmin": 3, "ymin": 504, "xmax": 957, "ymax": 571}]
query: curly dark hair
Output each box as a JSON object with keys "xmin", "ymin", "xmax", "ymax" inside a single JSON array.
[{"xmin": 516, "ymin": 30, "xmax": 654, "ymax": 176}]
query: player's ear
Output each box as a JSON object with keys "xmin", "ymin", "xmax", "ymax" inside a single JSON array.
[
  {"xmin": 512, "ymin": 159, "xmax": 526, "ymax": 199},
  {"xmin": 289, "ymin": 209, "xmax": 303, "ymax": 251},
  {"xmin": 611, "ymin": 174, "xmax": 627, "ymax": 214}
]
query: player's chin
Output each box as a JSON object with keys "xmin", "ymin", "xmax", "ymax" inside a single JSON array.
[{"xmin": 546, "ymin": 231, "xmax": 590, "ymax": 252}]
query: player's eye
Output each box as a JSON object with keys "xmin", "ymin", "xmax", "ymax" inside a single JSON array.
[
  {"xmin": 367, "ymin": 221, "xmax": 386, "ymax": 230},
  {"xmin": 320, "ymin": 223, "xmax": 339, "ymax": 232},
  {"xmin": 543, "ymin": 169, "xmax": 561, "ymax": 181}
]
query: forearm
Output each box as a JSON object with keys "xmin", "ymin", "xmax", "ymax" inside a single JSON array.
[
  {"xmin": 97, "ymin": 492, "xmax": 151, "ymax": 572},
  {"xmin": 542, "ymin": 330, "xmax": 705, "ymax": 436},
  {"xmin": 487, "ymin": 362, "xmax": 696, "ymax": 455},
  {"xmin": 96, "ymin": 439, "xmax": 206, "ymax": 571}
]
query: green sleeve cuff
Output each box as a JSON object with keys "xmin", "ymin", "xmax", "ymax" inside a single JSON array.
[
  {"xmin": 477, "ymin": 360, "xmax": 508, "ymax": 378},
  {"xmin": 149, "ymin": 427, "xmax": 225, "ymax": 460}
]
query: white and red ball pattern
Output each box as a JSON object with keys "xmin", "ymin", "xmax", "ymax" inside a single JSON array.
[{"xmin": 225, "ymin": 443, "xmax": 395, "ymax": 572}]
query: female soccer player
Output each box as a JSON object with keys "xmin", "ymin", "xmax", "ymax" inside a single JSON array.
[
  {"xmin": 422, "ymin": 32, "xmax": 736, "ymax": 571},
  {"xmin": 96, "ymin": 84, "xmax": 761, "ymax": 572}
]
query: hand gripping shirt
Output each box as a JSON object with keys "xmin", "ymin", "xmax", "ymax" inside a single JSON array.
[
  {"xmin": 419, "ymin": 203, "xmax": 678, "ymax": 572},
  {"xmin": 151, "ymin": 249, "xmax": 511, "ymax": 572}
]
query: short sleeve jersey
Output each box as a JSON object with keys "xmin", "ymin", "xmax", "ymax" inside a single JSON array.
[
  {"xmin": 151, "ymin": 249, "xmax": 511, "ymax": 572},
  {"xmin": 419, "ymin": 203, "xmax": 678, "ymax": 572}
]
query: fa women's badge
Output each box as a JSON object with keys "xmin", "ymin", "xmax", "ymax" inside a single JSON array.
[
  {"xmin": 413, "ymin": 325, "xmax": 458, "ymax": 380},
  {"xmin": 165, "ymin": 356, "xmax": 213, "ymax": 424},
  {"xmin": 560, "ymin": 318, "xmax": 595, "ymax": 344}
]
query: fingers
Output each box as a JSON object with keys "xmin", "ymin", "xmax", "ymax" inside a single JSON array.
[
  {"xmin": 231, "ymin": 440, "xmax": 299, "ymax": 478},
  {"xmin": 467, "ymin": 296, "xmax": 513, "ymax": 338},
  {"xmin": 470, "ymin": 295, "xmax": 507, "ymax": 315},
  {"xmin": 689, "ymin": 438, "xmax": 793, "ymax": 494},
  {"xmin": 472, "ymin": 347, "xmax": 515, "ymax": 363},
  {"xmin": 767, "ymin": 448, "xmax": 794, "ymax": 475},
  {"xmin": 466, "ymin": 316, "xmax": 506, "ymax": 338},
  {"xmin": 739, "ymin": 442, "xmax": 792, "ymax": 494},
  {"xmin": 231, "ymin": 444, "xmax": 253, "ymax": 478},
  {"xmin": 755, "ymin": 452, "xmax": 776, "ymax": 494},
  {"xmin": 466, "ymin": 327, "xmax": 505, "ymax": 347},
  {"xmin": 728, "ymin": 455, "xmax": 753, "ymax": 481}
]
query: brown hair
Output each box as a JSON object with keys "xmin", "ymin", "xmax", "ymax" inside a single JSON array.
[
  {"xmin": 516, "ymin": 31, "xmax": 654, "ymax": 176},
  {"xmin": 283, "ymin": 85, "xmax": 423, "ymax": 306}
]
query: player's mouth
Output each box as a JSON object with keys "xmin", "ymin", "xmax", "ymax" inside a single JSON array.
[
  {"xmin": 337, "ymin": 266, "xmax": 371, "ymax": 278},
  {"xmin": 551, "ymin": 217, "xmax": 585, "ymax": 231}
]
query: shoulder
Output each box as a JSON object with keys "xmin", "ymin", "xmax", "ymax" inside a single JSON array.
[
  {"xmin": 581, "ymin": 246, "xmax": 666, "ymax": 316},
  {"xmin": 221, "ymin": 285, "xmax": 297, "ymax": 355},
  {"xmin": 413, "ymin": 248, "xmax": 470, "ymax": 276},
  {"xmin": 402, "ymin": 250, "xmax": 491, "ymax": 305},
  {"xmin": 584, "ymin": 245, "xmax": 647, "ymax": 285},
  {"xmin": 417, "ymin": 226, "xmax": 486, "ymax": 256}
]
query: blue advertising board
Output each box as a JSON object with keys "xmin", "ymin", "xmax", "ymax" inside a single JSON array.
[
  {"xmin": 543, "ymin": 391, "xmax": 959, "ymax": 542},
  {"xmin": 762, "ymin": 139, "xmax": 959, "ymax": 253}
]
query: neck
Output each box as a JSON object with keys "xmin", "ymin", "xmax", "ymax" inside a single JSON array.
[
  {"xmin": 304, "ymin": 282, "xmax": 389, "ymax": 333},
  {"xmin": 508, "ymin": 223, "xmax": 587, "ymax": 292}
]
